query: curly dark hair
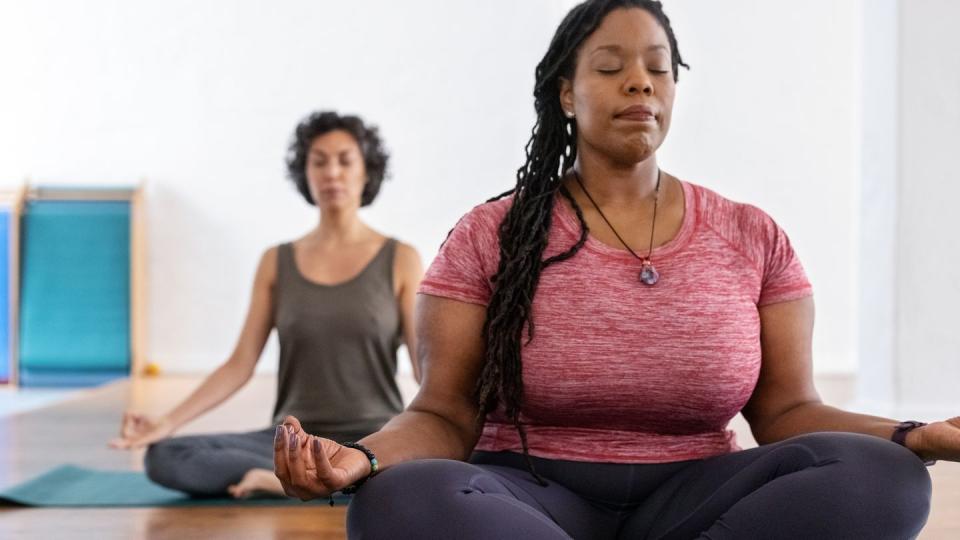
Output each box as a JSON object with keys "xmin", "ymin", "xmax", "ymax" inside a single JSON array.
[
  {"xmin": 285, "ymin": 111, "xmax": 390, "ymax": 207},
  {"xmin": 475, "ymin": 0, "xmax": 689, "ymax": 485}
]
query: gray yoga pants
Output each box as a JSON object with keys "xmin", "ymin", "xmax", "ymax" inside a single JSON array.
[{"xmin": 347, "ymin": 432, "xmax": 932, "ymax": 539}]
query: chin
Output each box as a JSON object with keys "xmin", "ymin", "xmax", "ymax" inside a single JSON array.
[
  {"xmin": 318, "ymin": 200, "xmax": 352, "ymax": 213},
  {"xmin": 610, "ymin": 140, "xmax": 659, "ymax": 165},
  {"xmin": 587, "ymin": 127, "xmax": 658, "ymax": 164}
]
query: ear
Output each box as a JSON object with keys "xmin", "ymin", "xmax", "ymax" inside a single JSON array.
[{"xmin": 559, "ymin": 77, "xmax": 575, "ymax": 117}]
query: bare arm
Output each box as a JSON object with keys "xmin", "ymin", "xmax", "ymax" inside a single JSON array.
[
  {"xmin": 361, "ymin": 294, "xmax": 485, "ymax": 465},
  {"xmin": 162, "ymin": 247, "xmax": 277, "ymax": 428},
  {"xmin": 394, "ymin": 242, "xmax": 424, "ymax": 384},
  {"xmin": 741, "ymin": 297, "xmax": 912, "ymax": 447},
  {"xmin": 111, "ymin": 247, "xmax": 277, "ymax": 448}
]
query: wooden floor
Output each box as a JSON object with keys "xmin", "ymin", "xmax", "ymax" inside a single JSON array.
[{"xmin": 0, "ymin": 374, "xmax": 957, "ymax": 539}]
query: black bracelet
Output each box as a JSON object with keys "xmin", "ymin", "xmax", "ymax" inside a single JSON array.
[{"xmin": 340, "ymin": 442, "xmax": 379, "ymax": 495}]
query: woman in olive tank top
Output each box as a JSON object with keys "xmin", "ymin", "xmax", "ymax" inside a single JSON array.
[{"xmin": 109, "ymin": 111, "xmax": 423, "ymax": 498}]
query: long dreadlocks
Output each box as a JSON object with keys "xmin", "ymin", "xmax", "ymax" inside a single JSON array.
[{"xmin": 475, "ymin": 0, "xmax": 689, "ymax": 484}]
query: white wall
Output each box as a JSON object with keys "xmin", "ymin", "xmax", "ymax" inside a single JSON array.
[
  {"xmin": 0, "ymin": 0, "xmax": 863, "ymax": 375},
  {"xmin": 854, "ymin": 0, "xmax": 960, "ymax": 418},
  {"xmin": 896, "ymin": 0, "xmax": 960, "ymax": 415},
  {"xmin": 856, "ymin": 0, "xmax": 899, "ymax": 411}
]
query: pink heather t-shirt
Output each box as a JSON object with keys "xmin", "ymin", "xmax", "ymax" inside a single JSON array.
[{"xmin": 419, "ymin": 180, "xmax": 813, "ymax": 464}]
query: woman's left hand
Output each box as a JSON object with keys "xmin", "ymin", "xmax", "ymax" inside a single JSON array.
[
  {"xmin": 273, "ymin": 416, "xmax": 370, "ymax": 500},
  {"xmin": 909, "ymin": 416, "xmax": 960, "ymax": 462}
]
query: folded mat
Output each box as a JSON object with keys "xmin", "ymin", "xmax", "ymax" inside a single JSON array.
[{"xmin": 0, "ymin": 465, "xmax": 350, "ymax": 507}]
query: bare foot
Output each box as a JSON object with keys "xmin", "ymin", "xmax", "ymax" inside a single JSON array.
[{"xmin": 227, "ymin": 468, "xmax": 286, "ymax": 499}]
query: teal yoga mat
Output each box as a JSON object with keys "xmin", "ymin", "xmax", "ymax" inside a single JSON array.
[
  {"xmin": 19, "ymin": 201, "xmax": 131, "ymax": 387},
  {"xmin": 0, "ymin": 465, "xmax": 350, "ymax": 507}
]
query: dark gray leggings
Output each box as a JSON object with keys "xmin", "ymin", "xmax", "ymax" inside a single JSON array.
[
  {"xmin": 144, "ymin": 428, "xmax": 277, "ymax": 496},
  {"xmin": 347, "ymin": 432, "xmax": 932, "ymax": 539},
  {"xmin": 144, "ymin": 426, "xmax": 368, "ymax": 496}
]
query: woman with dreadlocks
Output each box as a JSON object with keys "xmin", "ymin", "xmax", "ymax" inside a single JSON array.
[{"xmin": 276, "ymin": 2, "xmax": 953, "ymax": 538}]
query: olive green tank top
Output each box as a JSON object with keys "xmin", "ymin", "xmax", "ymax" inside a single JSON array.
[{"xmin": 271, "ymin": 239, "xmax": 403, "ymax": 438}]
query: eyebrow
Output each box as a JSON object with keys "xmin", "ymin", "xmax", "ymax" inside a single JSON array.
[
  {"xmin": 591, "ymin": 44, "xmax": 669, "ymax": 54},
  {"xmin": 309, "ymin": 149, "xmax": 354, "ymax": 157}
]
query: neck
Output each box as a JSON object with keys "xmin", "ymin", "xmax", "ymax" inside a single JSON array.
[
  {"xmin": 314, "ymin": 208, "xmax": 367, "ymax": 244},
  {"xmin": 571, "ymin": 151, "xmax": 661, "ymax": 206}
]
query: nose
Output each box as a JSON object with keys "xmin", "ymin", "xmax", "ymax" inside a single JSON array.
[
  {"xmin": 623, "ymin": 64, "xmax": 654, "ymax": 97},
  {"xmin": 320, "ymin": 162, "xmax": 342, "ymax": 180}
]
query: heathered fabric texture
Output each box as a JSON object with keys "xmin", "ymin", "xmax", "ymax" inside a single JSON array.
[{"xmin": 419, "ymin": 180, "xmax": 813, "ymax": 463}]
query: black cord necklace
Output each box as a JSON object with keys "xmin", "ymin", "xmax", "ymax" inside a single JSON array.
[{"xmin": 573, "ymin": 168, "xmax": 662, "ymax": 286}]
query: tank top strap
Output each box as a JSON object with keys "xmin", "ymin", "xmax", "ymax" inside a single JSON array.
[
  {"xmin": 270, "ymin": 243, "xmax": 290, "ymax": 321},
  {"xmin": 275, "ymin": 242, "xmax": 295, "ymax": 283},
  {"xmin": 380, "ymin": 237, "xmax": 398, "ymax": 280}
]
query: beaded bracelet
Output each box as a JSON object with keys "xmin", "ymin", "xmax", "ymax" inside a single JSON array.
[{"xmin": 340, "ymin": 442, "xmax": 379, "ymax": 495}]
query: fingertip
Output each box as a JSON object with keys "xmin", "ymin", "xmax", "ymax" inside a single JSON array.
[
  {"xmin": 283, "ymin": 416, "xmax": 303, "ymax": 433},
  {"xmin": 288, "ymin": 431, "xmax": 299, "ymax": 457}
]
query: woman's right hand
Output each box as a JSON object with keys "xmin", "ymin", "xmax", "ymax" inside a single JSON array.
[
  {"xmin": 274, "ymin": 415, "xmax": 372, "ymax": 500},
  {"xmin": 108, "ymin": 412, "xmax": 175, "ymax": 450}
]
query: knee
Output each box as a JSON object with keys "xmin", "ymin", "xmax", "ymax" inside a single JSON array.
[
  {"xmin": 844, "ymin": 433, "xmax": 931, "ymax": 519},
  {"xmin": 143, "ymin": 439, "xmax": 186, "ymax": 490},
  {"xmin": 793, "ymin": 432, "xmax": 930, "ymax": 486},
  {"xmin": 792, "ymin": 432, "xmax": 932, "ymax": 530},
  {"xmin": 347, "ymin": 460, "xmax": 477, "ymax": 539}
]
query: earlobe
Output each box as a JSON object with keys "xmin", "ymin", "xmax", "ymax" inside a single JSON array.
[{"xmin": 559, "ymin": 78, "xmax": 575, "ymax": 118}]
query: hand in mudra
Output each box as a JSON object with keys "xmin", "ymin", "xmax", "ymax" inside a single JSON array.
[
  {"xmin": 913, "ymin": 416, "xmax": 960, "ymax": 462},
  {"xmin": 273, "ymin": 415, "xmax": 372, "ymax": 501},
  {"xmin": 109, "ymin": 412, "xmax": 174, "ymax": 450}
]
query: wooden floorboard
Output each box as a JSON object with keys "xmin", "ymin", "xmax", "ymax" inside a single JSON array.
[
  {"xmin": 0, "ymin": 507, "xmax": 348, "ymax": 540},
  {"xmin": 0, "ymin": 375, "xmax": 957, "ymax": 539}
]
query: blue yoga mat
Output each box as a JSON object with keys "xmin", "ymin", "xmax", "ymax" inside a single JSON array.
[{"xmin": 0, "ymin": 465, "xmax": 350, "ymax": 507}]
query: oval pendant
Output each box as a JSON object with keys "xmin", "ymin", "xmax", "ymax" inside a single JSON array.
[{"xmin": 639, "ymin": 260, "xmax": 659, "ymax": 286}]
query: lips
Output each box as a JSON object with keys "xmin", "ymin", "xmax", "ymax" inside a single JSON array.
[
  {"xmin": 616, "ymin": 105, "xmax": 657, "ymax": 121},
  {"xmin": 320, "ymin": 188, "xmax": 346, "ymax": 197}
]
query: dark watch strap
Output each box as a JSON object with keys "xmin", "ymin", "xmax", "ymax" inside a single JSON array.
[
  {"xmin": 892, "ymin": 421, "xmax": 936, "ymax": 466},
  {"xmin": 891, "ymin": 420, "xmax": 926, "ymax": 447}
]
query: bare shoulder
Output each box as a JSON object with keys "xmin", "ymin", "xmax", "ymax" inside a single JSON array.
[
  {"xmin": 395, "ymin": 240, "xmax": 422, "ymax": 265},
  {"xmin": 255, "ymin": 245, "xmax": 280, "ymax": 286},
  {"xmin": 394, "ymin": 240, "xmax": 424, "ymax": 280}
]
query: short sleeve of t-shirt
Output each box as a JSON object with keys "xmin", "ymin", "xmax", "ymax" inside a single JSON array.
[
  {"xmin": 418, "ymin": 202, "xmax": 504, "ymax": 306},
  {"xmin": 748, "ymin": 206, "xmax": 813, "ymax": 306}
]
